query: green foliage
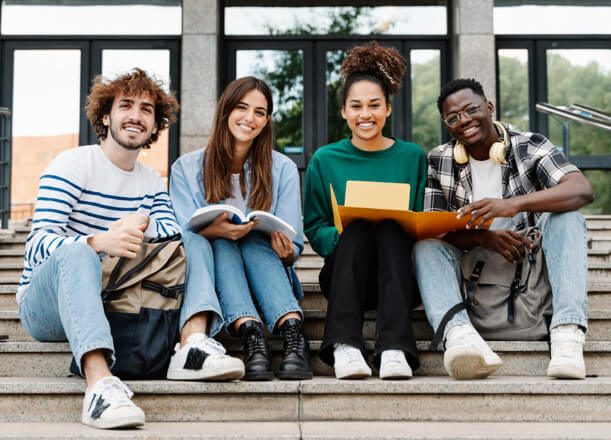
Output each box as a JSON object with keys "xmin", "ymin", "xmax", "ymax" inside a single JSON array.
[
  {"xmin": 411, "ymin": 55, "xmax": 442, "ymax": 152},
  {"xmin": 499, "ymin": 52, "xmax": 611, "ymax": 213}
]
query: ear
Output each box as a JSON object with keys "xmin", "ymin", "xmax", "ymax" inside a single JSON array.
[
  {"xmin": 152, "ymin": 122, "xmax": 158, "ymax": 135},
  {"xmin": 487, "ymin": 100, "xmax": 495, "ymax": 115},
  {"xmin": 341, "ymin": 106, "xmax": 347, "ymax": 121},
  {"xmin": 102, "ymin": 114, "xmax": 110, "ymax": 127},
  {"xmin": 386, "ymin": 103, "xmax": 392, "ymax": 118}
]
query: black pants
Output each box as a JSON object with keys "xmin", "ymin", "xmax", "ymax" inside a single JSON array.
[{"xmin": 318, "ymin": 219, "xmax": 420, "ymax": 371}]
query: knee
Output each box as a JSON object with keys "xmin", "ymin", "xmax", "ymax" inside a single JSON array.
[
  {"xmin": 54, "ymin": 241, "xmax": 99, "ymax": 266},
  {"xmin": 182, "ymin": 230, "xmax": 213, "ymax": 259},
  {"xmin": 412, "ymin": 239, "xmax": 450, "ymax": 266},
  {"xmin": 544, "ymin": 211, "xmax": 586, "ymax": 233},
  {"xmin": 342, "ymin": 219, "xmax": 374, "ymax": 239}
]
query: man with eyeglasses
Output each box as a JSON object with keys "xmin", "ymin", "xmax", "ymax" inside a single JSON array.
[{"xmin": 412, "ymin": 78, "xmax": 594, "ymax": 380}]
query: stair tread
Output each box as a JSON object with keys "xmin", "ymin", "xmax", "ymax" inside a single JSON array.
[
  {"xmin": 1, "ymin": 375, "xmax": 610, "ymax": 395},
  {"xmin": 3, "ymin": 339, "xmax": 611, "ymax": 353}
]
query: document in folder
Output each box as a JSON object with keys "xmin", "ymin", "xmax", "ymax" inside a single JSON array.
[{"xmin": 330, "ymin": 180, "xmax": 486, "ymax": 240}]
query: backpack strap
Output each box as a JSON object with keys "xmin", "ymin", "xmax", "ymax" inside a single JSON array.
[
  {"xmin": 103, "ymin": 240, "xmax": 173, "ymax": 298},
  {"xmin": 429, "ymin": 260, "xmax": 487, "ymax": 350},
  {"xmin": 508, "ymin": 262, "xmax": 523, "ymax": 323}
]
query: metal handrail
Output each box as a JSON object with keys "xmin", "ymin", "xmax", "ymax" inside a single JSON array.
[
  {"xmin": 570, "ymin": 103, "xmax": 611, "ymax": 122},
  {"xmin": 536, "ymin": 102, "xmax": 611, "ymax": 132},
  {"xmin": 0, "ymin": 107, "xmax": 10, "ymax": 116}
]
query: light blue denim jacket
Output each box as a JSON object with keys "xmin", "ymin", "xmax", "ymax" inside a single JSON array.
[{"xmin": 169, "ymin": 148, "xmax": 304, "ymax": 299}]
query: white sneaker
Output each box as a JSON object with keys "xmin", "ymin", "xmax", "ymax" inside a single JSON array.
[
  {"xmin": 82, "ymin": 376, "xmax": 145, "ymax": 429},
  {"xmin": 443, "ymin": 324, "xmax": 503, "ymax": 380},
  {"xmin": 333, "ymin": 344, "xmax": 372, "ymax": 379},
  {"xmin": 379, "ymin": 350, "xmax": 412, "ymax": 380},
  {"xmin": 547, "ymin": 324, "xmax": 586, "ymax": 379},
  {"xmin": 167, "ymin": 333, "xmax": 245, "ymax": 381}
]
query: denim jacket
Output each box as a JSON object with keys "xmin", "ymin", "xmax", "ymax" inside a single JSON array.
[{"xmin": 170, "ymin": 148, "xmax": 304, "ymax": 299}]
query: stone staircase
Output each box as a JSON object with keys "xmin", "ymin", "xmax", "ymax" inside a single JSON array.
[{"xmin": 0, "ymin": 216, "xmax": 611, "ymax": 438}]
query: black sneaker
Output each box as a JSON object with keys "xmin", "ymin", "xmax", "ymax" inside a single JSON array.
[
  {"xmin": 278, "ymin": 318, "xmax": 312, "ymax": 380},
  {"xmin": 238, "ymin": 320, "xmax": 273, "ymax": 381}
]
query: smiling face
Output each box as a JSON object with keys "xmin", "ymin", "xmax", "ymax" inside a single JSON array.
[
  {"xmin": 227, "ymin": 89, "xmax": 270, "ymax": 151},
  {"xmin": 341, "ymin": 80, "xmax": 391, "ymax": 149},
  {"xmin": 103, "ymin": 94, "xmax": 157, "ymax": 151},
  {"xmin": 441, "ymin": 88, "xmax": 497, "ymax": 156}
]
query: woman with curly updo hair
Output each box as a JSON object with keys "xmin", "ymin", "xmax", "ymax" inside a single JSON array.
[{"xmin": 304, "ymin": 41, "xmax": 426, "ymax": 379}]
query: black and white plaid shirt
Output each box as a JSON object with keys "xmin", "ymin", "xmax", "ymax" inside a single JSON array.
[{"xmin": 424, "ymin": 122, "xmax": 580, "ymax": 230}]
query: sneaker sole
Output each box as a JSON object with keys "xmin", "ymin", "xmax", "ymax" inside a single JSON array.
[
  {"xmin": 547, "ymin": 364, "xmax": 586, "ymax": 379},
  {"xmin": 444, "ymin": 346, "xmax": 502, "ymax": 380},
  {"xmin": 380, "ymin": 371, "xmax": 412, "ymax": 380},
  {"xmin": 167, "ymin": 365, "xmax": 245, "ymax": 381},
  {"xmin": 82, "ymin": 414, "xmax": 145, "ymax": 430}
]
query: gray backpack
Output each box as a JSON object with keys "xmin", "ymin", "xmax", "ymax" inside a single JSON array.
[{"xmin": 430, "ymin": 227, "xmax": 553, "ymax": 348}]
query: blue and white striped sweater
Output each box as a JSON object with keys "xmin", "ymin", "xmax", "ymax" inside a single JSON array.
[{"xmin": 17, "ymin": 145, "xmax": 182, "ymax": 303}]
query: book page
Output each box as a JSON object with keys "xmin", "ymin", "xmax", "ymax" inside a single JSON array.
[
  {"xmin": 189, "ymin": 204, "xmax": 246, "ymax": 231},
  {"xmin": 247, "ymin": 210, "xmax": 297, "ymax": 241}
]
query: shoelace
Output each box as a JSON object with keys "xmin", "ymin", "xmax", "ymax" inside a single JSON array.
[
  {"xmin": 281, "ymin": 325, "xmax": 305, "ymax": 356},
  {"xmin": 382, "ymin": 351, "xmax": 405, "ymax": 365},
  {"xmin": 198, "ymin": 337, "xmax": 227, "ymax": 356},
  {"xmin": 97, "ymin": 379, "xmax": 134, "ymax": 407},
  {"xmin": 244, "ymin": 330, "xmax": 268, "ymax": 357},
  {"xmin": 446, "ymin": 326, "xmax": 489, "ymax": 353},
  {"xmin": 551, "ymin": 331, "xmax": 583, "ymax": 358},
  {"xmin": 337, "ymin": 345, "xmax": 365, "ymax": 364}
]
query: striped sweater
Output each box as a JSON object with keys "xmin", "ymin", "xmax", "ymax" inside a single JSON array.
[{"xmin": 17, "ymin": 145, "xmax": 181, "ymax": 303}]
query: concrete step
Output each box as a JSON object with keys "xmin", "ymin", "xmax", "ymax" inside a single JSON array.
[
  {"xmin": 0, "ymin": 376, "xmax": 610, "ymax": 423},
  {"xmin": 2, "ymin": 421, "xmax": 611, "ymax": 439},
  {"xmin": 1, "ymin": 340, "xmax": 611, "ymax": 378},
  {"xmin": 3, "ymin": 304, "xmax": 611, "ymax": 341}
]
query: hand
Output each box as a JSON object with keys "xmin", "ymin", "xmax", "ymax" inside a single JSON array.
[
  {"xmin": 199, "ymin": 212, "xmax": 257, "ymax": 241},
  {"xmin": 88, "ymin": 222, "xmax": 146, "ymax": 258},
  {"xmin": 458, "ymin": 198, "xmax": 520, "ymax": 229},
  {"xmin": 271, "ymin": 231, "xmax": 295, "ymax": 265},
  {"xmin": 109, "ymin": 213, "xmax": 149, "ymax": 231},
  {"xmin": 478, "ymin": 229, "xmax": 533, "ymax": 263}
]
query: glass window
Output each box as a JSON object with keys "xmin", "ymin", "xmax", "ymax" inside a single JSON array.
[
  {"xmin": 494, "ymin": 3, "xmax": 611, "ymax": 35},
  {"xmin": 546, "ymin": 49, "xmax": 611, "ymax": 215},
  {"xmin": 411, "ymin": 49, "xmax": 441, "ymax": 152},
  {"xmin": 225, "ymin": 6, "xmax": 447, "ymax": 36},
  {"xmin": 102, "ymin": 49, "xmax": 172, "ymax": 181},
  {"xmin": 236, "ymin": 50, "xmax": 304, "ymax": 154},
  {"xmin": 1, "ymin": 0, "xmax": 181, "ymax": 35},
  {"xmin": 11, "ymin": 50, "xmax": 81, "ymax": 219},
  {"xmin": 498, "ymin": 49, "xmax": 529, "ymax": 132}
]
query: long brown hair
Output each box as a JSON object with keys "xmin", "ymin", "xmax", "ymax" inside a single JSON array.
[{"xmin": 203, "ymin": 76, "xmax": 274, "ymax": 211}]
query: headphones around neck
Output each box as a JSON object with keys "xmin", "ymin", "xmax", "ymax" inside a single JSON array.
[{"xmin": 453, "ymin": 121, "xmax": 508, "ymax": 164}]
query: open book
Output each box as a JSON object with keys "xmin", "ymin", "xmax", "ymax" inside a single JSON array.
[
  {"xmin": 331, "ymin": 181, "xmax": 489, "ymax": 240},
  {"xmin": 189, "ymin": 204, "xmax": 297, "ymax": 241}
]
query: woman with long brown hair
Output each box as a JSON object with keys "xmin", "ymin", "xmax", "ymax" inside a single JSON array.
[{"xmin": 170, "ymin": 76, "xmax": 311, "ymax": 381}]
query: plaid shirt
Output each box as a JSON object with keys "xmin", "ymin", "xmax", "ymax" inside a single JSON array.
[{"xmin": 424, "ymin": 122, "xmax": 580, "ymax": 230}]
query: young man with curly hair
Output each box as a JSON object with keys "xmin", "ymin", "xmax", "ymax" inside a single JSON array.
[
  {"xmin": 17, "ymin": 69, "xmax": 244, "ymax": 429},
  {"xmin": 413, "ymin": 78, "xmax": 594, "ymax": 381}
]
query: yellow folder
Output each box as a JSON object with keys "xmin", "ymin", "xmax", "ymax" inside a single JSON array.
[{"xmin": 330, "ymin": 181, "xmax": 487, "ymax": 240}]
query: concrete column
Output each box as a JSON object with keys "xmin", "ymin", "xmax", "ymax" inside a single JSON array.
[
  {"xmin": 180, "ymin": 0, "xmax": 219, "ymax": 155},
  {"xmin": 451, "ymin": 0, "xmax": 496, "ymax": 106}
]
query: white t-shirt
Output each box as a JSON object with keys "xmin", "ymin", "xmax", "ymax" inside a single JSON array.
[
  {"xmin": 470, "ymin": 157, "xmax": 517, "ymax": 231},
  {"xmin": 225, "ymin": 173, "xmax": 248, "ymax": 213}
]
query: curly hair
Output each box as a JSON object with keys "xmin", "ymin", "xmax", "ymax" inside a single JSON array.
[
  {"xmin": 437, "ymin": 78, "xmax": 487, "ymax": 114},
  {"xmin": 86, "ymin": 68, "xmax": 179, "ymax": 148},
  {"xmin": 339, "ymin": 41, "xmax": 406, "ymax": 106}
]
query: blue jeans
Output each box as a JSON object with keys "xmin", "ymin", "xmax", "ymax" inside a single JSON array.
[
  {"xmin": 412, "ymin": 211, "xmax": 588, "ymax": 335},
  {"xmin": 19, "ymin": 230, "xmax": 224, "ymax": 374},
  {"xmin": 213, "ymin": 231, "xmax": 302, "ymax": 335}
]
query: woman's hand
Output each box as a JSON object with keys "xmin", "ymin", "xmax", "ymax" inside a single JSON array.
[
  {"xmin": 271, "ymin": 231, "xmax": 295, "ymax": 265},
  {"xmin": 199, "ymin": 212, "xmax": 257, "ymax": 241}
]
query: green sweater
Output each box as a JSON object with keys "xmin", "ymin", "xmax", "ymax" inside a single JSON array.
[{"xmin": 304, "ymin": 137, "xmax": 427, "ymax": 257}]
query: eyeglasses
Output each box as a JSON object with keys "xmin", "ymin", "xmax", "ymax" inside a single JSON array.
[{"xmin": 444, "ymin": 104, "xmax": 482, "ymax": 127}]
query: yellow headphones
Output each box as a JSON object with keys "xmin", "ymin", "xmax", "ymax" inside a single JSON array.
[{"xmin": 453, "ymin": 121, "xmax": 508, "ymax": 164}]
